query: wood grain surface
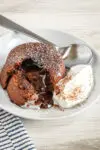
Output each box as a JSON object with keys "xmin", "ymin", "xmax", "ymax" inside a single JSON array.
[{"xmin": 0, "ymin": 0, "xmax": 100, "ymax": 149}]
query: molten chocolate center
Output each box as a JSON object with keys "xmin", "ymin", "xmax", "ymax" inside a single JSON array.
[{"xmin": 21, "ymin": 59, "xmax": 53, "ymax": 108}]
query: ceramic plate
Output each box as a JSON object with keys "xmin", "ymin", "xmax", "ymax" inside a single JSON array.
[{"xmin": 0, "ymin": 29, "xmax": 100, "ymax": 120}]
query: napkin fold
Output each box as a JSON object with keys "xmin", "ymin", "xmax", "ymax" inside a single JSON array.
[{"xmin": 0, "ymin": 109, "xmax": 35, "ymax": 150}]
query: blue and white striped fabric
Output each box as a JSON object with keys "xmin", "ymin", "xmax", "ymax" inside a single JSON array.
[{"xmin": 0, "ymin": 109, "xmax": 35, "ymax": 150}]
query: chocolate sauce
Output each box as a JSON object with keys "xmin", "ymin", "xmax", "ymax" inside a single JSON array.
[{"xmin": 21, "ymin": 59, "xmax": 53, "ymax": 109}]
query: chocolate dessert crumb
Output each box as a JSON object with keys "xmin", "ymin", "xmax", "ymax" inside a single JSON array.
[{"xmin": 53, "ymin": 104, "xmax": 64, "ymax": 111}]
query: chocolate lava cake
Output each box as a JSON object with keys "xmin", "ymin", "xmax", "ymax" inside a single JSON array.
[{"xmin": 0, "ymin": 43, "xmax": 65, "ymax": 109}]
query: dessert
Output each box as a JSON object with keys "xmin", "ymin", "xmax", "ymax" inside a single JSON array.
[
  {"xmin": 0, "ymin": 42, "xmax": 94, "ymax": 110},
  {"xmin": 53, "ymin": 65, "xmax": 94, "ymax": 108},
  {"xmin": 0, "ymin": 43, "xmax": 65, "ymax": 88},
  {"xmin": 0, "ymin": 42, "xmax": 65, "ymax": 108}
]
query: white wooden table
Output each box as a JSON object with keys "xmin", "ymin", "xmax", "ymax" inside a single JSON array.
[{"xmin": 0, "ymin": 0, "xmax": 100, "ymax": 149}]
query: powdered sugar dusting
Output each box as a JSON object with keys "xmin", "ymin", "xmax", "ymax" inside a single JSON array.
[
  {"xmin": 5, "ymin": 43, "xmax": 64, "ymax": 74},
  {"xmin": 1, "ymin": 42, "xmax": 65, "ymax": 88}
]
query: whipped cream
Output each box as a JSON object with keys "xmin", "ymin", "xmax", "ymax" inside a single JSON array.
[
  {"xmin": 21, "ymin": 100, "xmax": 40, "ymax": 110},
  {"xmin": 53, "ymin": 65, "xmax": 94, "ymax": 108}
]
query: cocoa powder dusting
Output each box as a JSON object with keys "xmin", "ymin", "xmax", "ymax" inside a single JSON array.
[
  {"xmin": 61, "ymin": 75, "xmax": 72, "ymax": 85},
  {"xmin": 65, "ymin": 87, "xmax": 81, "ymax": 100},
  {"xmin": 55, "ymin": 74, "xmax": 72, "ymax": 94}
]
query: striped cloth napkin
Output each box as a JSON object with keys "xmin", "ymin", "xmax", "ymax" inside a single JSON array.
[{"xmin": 0, "ymin": 109, "xmax": 36, "ymax": 150}]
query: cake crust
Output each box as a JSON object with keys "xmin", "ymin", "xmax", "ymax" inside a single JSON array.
[
  {"xmin": 0, "ymin": 43, "xmax": 66, "ymax": 108},
  {"xmin": 0, "ymin": 43, "xmax": 65, "ymax": 88}
]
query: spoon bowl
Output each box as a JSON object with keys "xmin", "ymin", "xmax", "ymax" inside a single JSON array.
[{"xmin": 0, "ymin": 15, "xmax": 93, "ymax": 67}]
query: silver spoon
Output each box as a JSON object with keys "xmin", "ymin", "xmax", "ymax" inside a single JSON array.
[{"xmin": 0, "ymin": 15, "xmax": 93, "ymax": 67}]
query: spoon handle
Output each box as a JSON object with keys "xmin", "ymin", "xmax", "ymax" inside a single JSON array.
[{"xmin": 0, "ymin": 15, "xmax": 56, "ymax": 46}]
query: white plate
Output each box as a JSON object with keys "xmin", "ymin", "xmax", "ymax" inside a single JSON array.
[{"xmin": 0, "ymin": 29, "xmax": 100, "ymax": 120}]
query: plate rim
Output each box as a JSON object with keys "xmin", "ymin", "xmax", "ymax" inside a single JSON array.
[{"xmin": 0, "ymin": 29, "xmax": 99, "ymax": 120}]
